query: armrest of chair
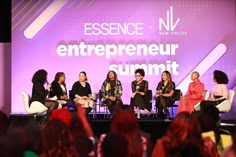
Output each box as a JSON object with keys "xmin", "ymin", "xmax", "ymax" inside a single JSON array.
[
  {"xmin": 194, "ymin": 102, "xmax": 201, "ymax": 111},
  {"xmin": 216, "ymin": 100, "xmax": 231, "ymax": 112}
]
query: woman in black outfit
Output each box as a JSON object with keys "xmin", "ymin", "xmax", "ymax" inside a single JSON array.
[
  {"xmin": 30, "ymin": 69, "xmax": 58, "ymax": 119},
  {"xmin": 49, "ymin": 72, "xmax": 68, "ymax": 101},
  {"xmin": 131, "ymin": 69, "xmax": 151, "ymax": 119},
  {"xmin": 72, "ymin": 71, "xmax": 94, "ymax": 114},
  {"xmin": 155, "ymin": 71, "xmax": 175, "ymax": 119}
]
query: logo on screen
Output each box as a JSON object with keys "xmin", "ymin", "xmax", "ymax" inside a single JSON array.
[
  {"xmin": 159, "ymin": 6, "xmax": 187, "ymax": 36},
  {"xmin": 159, "ymin": 6, "xmax": 180, "ymax": 31}
]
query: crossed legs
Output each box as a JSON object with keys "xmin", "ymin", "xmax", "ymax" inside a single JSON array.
[{"xmin": 44, "ymin": 100, "xmax": 59, "ymax": 118}]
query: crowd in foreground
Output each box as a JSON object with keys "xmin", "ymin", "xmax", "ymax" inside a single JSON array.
[{"xmin": 0, "ymin": 104, "xmax": 236, "ymax": 157}]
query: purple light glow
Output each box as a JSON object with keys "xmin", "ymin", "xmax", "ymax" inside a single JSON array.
[{"xmin": 12, "ymin": 0, "xmax": 236, "ymax": 113}]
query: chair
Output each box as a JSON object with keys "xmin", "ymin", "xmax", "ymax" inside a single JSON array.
[
  {"xmin": 90, "ymin": 92, "xmax": 98, "ymax": 118},
  {"xmin": 194, "ymin": 90, "xmax": 235, "ymax": 112},
  {"xmin": 194, "ymin": 90, "xmax": 211, "ymax": 111},
  {"xmin": 69, "ymin": 90, "xmax": 75, "ymax": 101},
  {"xmin": 21, "ymin": 91, "xmax": 47, "ymax": 114},
  {"xmin": 145, "ymin": 90, "xmax": 153, "ymax": 112},
  {"xmin": 217, "ymin": 90, "xmax": 235, "ymax": 112},
  {"xmin": 168, "ymin": 89, "xmax": 182, "ymax": 116}
]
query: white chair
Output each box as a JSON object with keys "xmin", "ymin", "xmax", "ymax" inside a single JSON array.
[
  {"xmin": 194, "ymin": 90, "xmax": 235, "ymax": 112},
  {"xmin": 216, "ymin": 90, "xmax": 235, "ymax": 112},
  {"xmin": 21, "ymin": 91, "xmax": 48, "ymax": 114},
  {"xmin": 194, "ymin": 90, "xmax": 210, "ymax": 111}
]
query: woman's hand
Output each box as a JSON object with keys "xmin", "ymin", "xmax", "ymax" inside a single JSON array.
[
  {"xmin": 161, "ymin": 93, "xmax": 169, "ymax": 97},
  {"xmin": 61, "ymin": 95, "xmax": 68, "ymax": 100},
  {"xmin": 131, "ymin": 92, "xmax": 136, "ymax": 98},
  {"xmin": 108, "ymin": 96, "xmax": 116, "ymax": 101},
  {"xmin": 156, "ymin": 90, "xmax": 162, "ymax": 97},
  {"xmin": 181, "ymin": 96, "xmax": 188, "ymax": 100},
  {"xmin": 46, "ymin": 84, "xmax": 51, "ymax": 91},
  {"xmin": 208, "ymin": 97, "xmax": 214, "ymax": 101},
  {"xmin": 138, "ymin": 92, "xmax": 145, "ymax": 96},
  {"xmin": 82, "ymin": 96, "xmax": 88, "ymax": 99}
]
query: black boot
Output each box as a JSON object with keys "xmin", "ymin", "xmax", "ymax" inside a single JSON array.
[
  {"xmin": 164, "ymin": 108, "xmax": 170, "ymax": 119},
  {"xmin": 157, "ymin": 105, "xmax": 164, "ymax": 119}
]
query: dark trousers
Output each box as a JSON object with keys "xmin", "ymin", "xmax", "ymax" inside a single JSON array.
[
  {"xmin": 104, "ymin": 98, "xmax": 123, "ymax": 114},
  {"xmin": 156, "ymin": 95, "xmax": 173, "ymax": 115},
  {"xmin": 200, "ymin": 99, "xmax": 226, "ymax": 111}
]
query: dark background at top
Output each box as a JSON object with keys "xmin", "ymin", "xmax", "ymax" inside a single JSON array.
[{"xmin": 0, "ymin": 0, "xmax": 11, "ymax": 42}]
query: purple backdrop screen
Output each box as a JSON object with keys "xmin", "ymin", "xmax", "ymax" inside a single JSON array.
[{"xmin": 12, "ymin": 0, "xmax": 236, "ymax": 113}]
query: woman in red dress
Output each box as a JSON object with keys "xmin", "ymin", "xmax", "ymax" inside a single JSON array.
[{"xmin": 177, "ymin": 71, "xmax": 204, "ymax": 113}]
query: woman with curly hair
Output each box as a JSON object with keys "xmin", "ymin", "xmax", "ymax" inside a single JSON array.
[
  {"xmin": 40, "ymin": 119, "xmax": 79, "ymax": 157},
  {"xmin": 200, "ymin": 70, "xmax": 229, "ymax": 111},
  {"xmin": 152, "ymin": 112, "xmax": 219, "ymax": 157},
  {"xmin": 131, "ymin": 68, "xmax": 150, "ymax": 119},
  {"xmin": 30, "ymin": 69, "xmax": 58, "ymax": 119}
]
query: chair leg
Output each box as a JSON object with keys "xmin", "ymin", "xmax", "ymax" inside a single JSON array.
[
  {"xmin": 103, "ymin": 105, "xmax": 106, "ymax": 119},
  {"xmin": 93, "ymin": 103, "xmax": 96, "ymax": 119},
  {"xmin": 106, "ymin": 106, "xmax": 110, "ymax": 119},
  {"xmin": 33, "ymin": 114, "xmax": 37, "ymax": 120}
]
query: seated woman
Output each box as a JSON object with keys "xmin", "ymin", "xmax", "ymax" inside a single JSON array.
[
  {"xmin": 30, "ymin": 69, "xmax": 58, "ymax": 119},
  {"xmin": 100, "ymin": 70, "xmax": 123, "ymax": 114},
  {"xmin": 101, "ymin": 70, "xmax": 123, "ymax": 114},
  {"xmin": 49, "ymin": 72, "xmax": 69, "ymax": 106},
  {"xmin": 72, "ymin": 71, "xmax": 94, "ymax": 114},
  {"xmin": 177, "ymin": 71, "xmax": 204, "ymax": 114},
  {"xmin": 200, "ymin": 70, "xmax": 229, "ymax": 111},
  {"xmin": 131, "ymin": 68, "xmax": 150, "ymax": 119},
  {"xmin": 155, "ymin": 71, "xmax": 175, "ymax": 119}
]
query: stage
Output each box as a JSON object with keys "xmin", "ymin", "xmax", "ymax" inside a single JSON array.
[{"xmin": 9, "ymin": 107, "xmax": 236, "ymax": 144}]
